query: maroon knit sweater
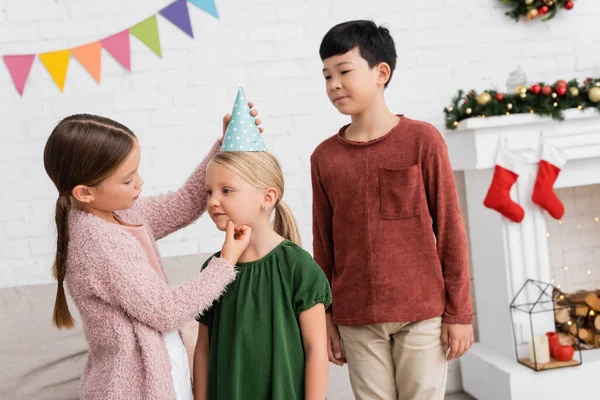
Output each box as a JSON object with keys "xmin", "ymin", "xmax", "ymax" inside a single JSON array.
[{"xmin": 311, "ymin": 116, "xmax": 473, "ymax": 326}]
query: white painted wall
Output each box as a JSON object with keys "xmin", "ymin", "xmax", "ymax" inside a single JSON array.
[
  {"xmin": 5, "ymin": 1, "xmax": 598, "ymax": 396},
  {"xmin": 2, "ymin": 0, "xmax": 600, "ymax": 287}
]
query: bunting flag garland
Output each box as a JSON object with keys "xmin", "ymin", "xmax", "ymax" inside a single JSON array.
[
  {"xmin": 130, "ymin": 16, "xmax": 162, "ymax": 57},
  {"xmin": 72, "ymin": 42, "xmax": 102, "ymax": 83},
  {"xmin": 188, "ymin": 0, "xmax": 219, "ymax": 18},
  {"xmin": 39, "ymin": 50, "xmax": 71, "ymax": 92},
  {"xmin": 3, "ymin": 55, "xmax": 35, "ymax": 95},
  {"xmin": 160, "ymin": 0, "xmax": 194, "ymax": 38},
  {"xmin": 101, "ymin": 30, "xmax": 131, "ymax": 71},
  {"xmin": 2, "ymin": 0, "xmax": 219, "ymax": 96}
]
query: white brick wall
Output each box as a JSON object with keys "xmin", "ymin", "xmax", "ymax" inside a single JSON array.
[
  {"xmin": 1, "ymin": 0, "xmax": 598, "ymax": 285},
  {"xmin": 1, "ymin": 0, "xmax": 599, "ymax": 331},
  {"xmin": 547, "ymin": 185, "xmax": 600, "ymax": 293}
]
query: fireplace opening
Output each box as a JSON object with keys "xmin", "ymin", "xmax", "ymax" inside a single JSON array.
[{"xmin": 546, "ymin": 184, "xmax": 600, "ymax": 350}]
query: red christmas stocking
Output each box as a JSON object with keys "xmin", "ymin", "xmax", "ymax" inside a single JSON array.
[
  {"xmin": 483, "ymin": 147, "xmax": 525, "ymax": 223},
  {"xmin": 532, "ymin": 142, "xmax": 567, "ymax": 220}
]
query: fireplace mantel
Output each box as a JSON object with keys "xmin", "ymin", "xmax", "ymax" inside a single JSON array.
[
  {"xmin": 445, "ymin": 109, "xmax": 600, "ymax": 400},
  {"xmin": 448, "ymin": 108, "xmax": 600, "ymax": 172}
]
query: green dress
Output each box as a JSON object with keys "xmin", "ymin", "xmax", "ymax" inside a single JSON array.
[{"xmin": 196, "ymin": 240, "xmax": 332, "ymax": 400}]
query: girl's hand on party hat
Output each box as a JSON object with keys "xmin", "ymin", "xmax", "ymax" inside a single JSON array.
[{"xmin": 221, "ymin": 102, "xmax": 264, "ymax": 142}]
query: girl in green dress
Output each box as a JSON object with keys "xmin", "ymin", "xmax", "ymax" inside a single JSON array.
[{"xmin": 193, "ymin": 151, "xmax": 331, "ymax": 400}]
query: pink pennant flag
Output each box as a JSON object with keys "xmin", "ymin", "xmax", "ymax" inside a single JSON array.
[
  {"xmin": 101, "ymin": 30, "xmax": 131, "ymax": 71},
  {"xmin": 3, "ymin": 54, "xmax": 36, "ymax": 96}
]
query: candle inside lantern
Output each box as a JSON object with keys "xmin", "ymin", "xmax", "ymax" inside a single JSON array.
[{"xmin": 528, "ymin": 334, "xmax": 550, "ymax": 364}]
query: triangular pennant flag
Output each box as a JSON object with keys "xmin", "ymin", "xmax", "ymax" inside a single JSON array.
[
  {"xmin": 160, "ymin": 0, "xmax": 193, "ymax": 38},
  {"xmin": 3, "ymin": 54, "xmax": 35, "ymax": 96},
  {"xmin": 39, "ymin": 50, "xmax": 71, "ymax": 92},
  {"xmin": 222, "ymin": 87, "xmax": 267, "ymax": 152},
  {"xmin": 72, "ymin": 42, "xmax": 102, "ymax": 83},
  {"xmin": 188, "ymin": 0, "xmax": 219, "ymax": 19},
  {"xmin": 130, "ymin": 15, "xmax": 162, "ymax": 57},
  {"xmin": 101, "ymin": 30, "xmax": 131, "ymax": 71}
]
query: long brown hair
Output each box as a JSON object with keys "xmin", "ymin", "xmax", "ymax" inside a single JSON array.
[
  {"xmin": 43, "ymin": 114, "xmax": 137, "ymax": 329},
  {"xmin": 210, "ymin": 151, "xmax": 302, "ymax": 245}
]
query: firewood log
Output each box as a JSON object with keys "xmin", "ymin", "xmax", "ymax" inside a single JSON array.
[
  {"xmin": 568, "ymin": 290, "xmax": 591, "ymax": 304},
  {"xmin": 560, "ymin": 321, "xmax": 578, "ymax": 335},
  {"xmin": 578, "ymin": 328, "xmax": 595, "ymax": 344},
  {"xmin": 585, "ymin": 292, "xmax": 600, "ymax": 312},
  {"xmin": 575, "ymin": 304, "xmax": 590, "ymax": 317},
  {"xmin": 555, "ymin": 308, "xmax": 570, "ymax": 324}
]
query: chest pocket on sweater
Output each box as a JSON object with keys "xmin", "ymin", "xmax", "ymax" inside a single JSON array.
[{"xmin": 379, "ymin": 165, "xmax": 423, "ymax": 219}]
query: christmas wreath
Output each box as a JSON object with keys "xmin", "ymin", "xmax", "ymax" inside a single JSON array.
[
  {"xmin": 444, "ymin": 78, "xmax": 600, "ymax": 130},
  {"xmin": 501, "ymin": 0, "xmax": 574, "ymax": 22}
]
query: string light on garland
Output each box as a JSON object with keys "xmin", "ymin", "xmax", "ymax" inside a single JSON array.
[
  {"xmin": 501, "ymin": 0, "xmax": 575, "ymax": 22},
  {"xmin": 444, "ymin": 77, "xmax": 600, "ymax": 130}
]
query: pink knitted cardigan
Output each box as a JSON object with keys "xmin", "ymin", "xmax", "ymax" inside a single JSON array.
[{"xmin": 65, "ymin": 140, "xmax": 235, "ymax": 400}]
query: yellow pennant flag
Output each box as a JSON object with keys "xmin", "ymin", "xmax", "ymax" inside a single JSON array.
[{"xmin": 39, "ymin": 50, "xmax": 72, "ymax": 92}]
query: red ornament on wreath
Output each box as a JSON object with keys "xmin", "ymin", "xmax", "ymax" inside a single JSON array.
[
  {"xmin": 556, "ymin": 80, "xmax": 568, "ymax": 88},
  {"xmin": 565, "ymin": 1, "xmax": 574, "ymax": 10},
  {"xmin": 531, "ymin": 84, "xmax": 541, "ymax": 95},
  {"xmin": 539, "ymin": 5, "xmax": 549, "ymax": 14},
  {"xmin": 556, "ymin": 86, "xmax": 567, "ymax": 96},
  {"xmin": 542, "ymin": 85, "xmax": 553, "ymax": 96},
  {"xmin": 495, "ymin": 93, "xmax": 504, "ymax": 102}
]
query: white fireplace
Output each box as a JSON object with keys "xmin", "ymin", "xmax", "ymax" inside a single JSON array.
[{"xmin": 446, "ymin": 109, "xmax": 600, "ymax": 400}]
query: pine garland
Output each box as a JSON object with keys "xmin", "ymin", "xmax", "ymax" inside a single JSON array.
[
  {"xmin": 501, "ymin": 0, "xmax": 574, "ymax": 22},
  {"xmin": 444, "ymin": 78, "xmax": 600, "ymax": 130}
]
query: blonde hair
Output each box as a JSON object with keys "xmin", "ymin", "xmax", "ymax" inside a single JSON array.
[{"xmin": 210, "ymin": 151, "xmax": 301, "ymax": 246}]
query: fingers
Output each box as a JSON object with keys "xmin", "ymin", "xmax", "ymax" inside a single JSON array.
[
  {"xmin": 222, "ymin": 114, "xmax": 231, "ymax": 131},
  {"xmin": 327, "ymin": 339, "xmax": 338, "ymax": 365},
  {"xmin": 455, "ymin": 339, "xmax": 467, "ymax": 359},
  {"xmin": 225, "ymin": 220, "xmax": 234, "ymax": 238},
  {"xmin": 441, "ymin": 324, "xmax": 450, "ymax": 351},
  {"xmin": 233, "ymin": 225, "xmax": 251, "ymax": 241},
  {"xmin": 447, "ymin": 338, "xmax": 460, "ymax": 361},
  {"xmin": 328, "ymin": 337, "xmax": 345, "ymax": 366},
  {"xmin": 247, "ymin": 102, "xmax": 263, "ymax": 133},
  {"xmin": 332, "ymin": 336, "xmax": 343, "ymax": 360}
]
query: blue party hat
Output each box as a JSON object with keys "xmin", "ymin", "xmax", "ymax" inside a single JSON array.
[{"xmin": 221, "ymin": 87, "xmax": 267, "ymax": 152}]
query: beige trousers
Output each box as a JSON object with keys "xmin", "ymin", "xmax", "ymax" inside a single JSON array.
[{"xmin": 338, "ymin": 317, "xmax": 447, "ymax": 400}]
